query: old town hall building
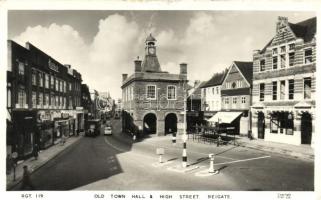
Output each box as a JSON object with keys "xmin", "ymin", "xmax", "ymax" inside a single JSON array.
[
  {"xmin": 251, "ymin": 17, "xmax": 316, "ymax": 147},
  {"xmin": 121, "ymin": 34, "xmax": 188, "ymax": 136}
]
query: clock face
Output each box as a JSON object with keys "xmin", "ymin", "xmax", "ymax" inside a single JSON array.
[{"xmin": 148, "ymin": 47, "xmax": 155, "ymax": 54}]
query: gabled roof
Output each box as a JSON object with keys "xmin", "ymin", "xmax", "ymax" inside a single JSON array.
[
  {"xmin": 188, "ymin": 81, "xmax": 206, "ymax": 99},
  {"xmin": 289, "ymin": 17, "xmax": 316, "ymax": 42},
  {"xmin": 233, "ymin": 61, "xmax": 253, "ymax": 84},
  {"xmin": 260, "ymin": 17, "xmax": 316, "ymax": 53},
  {"xmin": 201, "ymin": 70, "xmax": 227, "ymax": 88}
]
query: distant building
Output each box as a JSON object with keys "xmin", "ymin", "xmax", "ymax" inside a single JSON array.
[
  {"xmin": 7, "ymin": 40, "xmax": 84, "ymax": 158},
  {"xmin": 251, "ymin": 16, "xmax": 316, "ymax": 146},
  {"xmin": 186, "ymin": 81, "xmax": 206, "ymax": 131},
  {"xmin": 209, "ymin": 61, "xmax": 253, "ymax": 136},
  {"xmin": 121, "ymin": 34, "xmax": 188, "ymax": 136},
  {"xmin": 200, "ymin": 70, "xmax": 227, "ymax": 120}
]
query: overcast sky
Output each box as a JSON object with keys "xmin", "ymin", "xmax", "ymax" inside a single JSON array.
[{"xmin": 8, "ymin": 10, "xmax": 315, "ymax": 99}]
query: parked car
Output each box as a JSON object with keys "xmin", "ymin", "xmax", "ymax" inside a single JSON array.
[{"xmin": 104, "ymin": 126, "xmax": 112, "ymax": 136}]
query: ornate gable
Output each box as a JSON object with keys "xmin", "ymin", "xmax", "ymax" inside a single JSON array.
[{"xmin": 271, "ymin": 16, "xmax": 297, "ymax": 46}]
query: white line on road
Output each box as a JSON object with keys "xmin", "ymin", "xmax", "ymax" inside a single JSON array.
[
  {"xmin": 104, "ymin": 136, "xmax": 126, "ymax": 152},
  {"xmin": 214, "ymin": 155, "xmax": 271, "ymax": 166}
]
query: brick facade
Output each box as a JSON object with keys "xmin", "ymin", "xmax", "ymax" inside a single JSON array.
[
  {"xmin": 251, "ymin": 16, "xmax": 316, "ymax": 147},
  {"xmin": 121, "ymin": 35, "xmax": 187, "ymax": 136}
]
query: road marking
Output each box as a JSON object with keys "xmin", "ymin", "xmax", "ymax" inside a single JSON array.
[
  {"xmin": 104, "ymin": 137, "xmax": 126, "ymax": 152},
  {"xmin": 214, "ymin": 155, "xmax": 271, "ymax": 166}
]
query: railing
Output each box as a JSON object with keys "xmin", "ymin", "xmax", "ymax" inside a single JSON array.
[{"xmin": 188, "ymin": 126, "xmax": 238, "ymax": 146}]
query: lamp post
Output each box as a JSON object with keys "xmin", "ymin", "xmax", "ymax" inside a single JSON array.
[{"xmin": 182, "ymin": 85, "xmax": 188, "ymax": 168}]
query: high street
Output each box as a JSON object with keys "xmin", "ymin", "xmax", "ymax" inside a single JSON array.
[{"xmin": 11, "ymin": 119, "xmax": 314, "ymax": 191}]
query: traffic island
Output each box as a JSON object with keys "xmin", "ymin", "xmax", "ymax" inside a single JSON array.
[{"xmin": 167, "ymin": 164, "xmax": 199, "ymax": 173}]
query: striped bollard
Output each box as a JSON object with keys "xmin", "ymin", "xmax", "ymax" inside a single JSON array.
[
  {"xmin": 209, "ymin": 153, "xmax": 219, "ymax": 174},
  {"xmin": 182, "ymin": 134, "xmax": 187, "ymax": 168},
  {"xmin": 172, "ymin": 132, "xmax": 176, "ymax": 145}
]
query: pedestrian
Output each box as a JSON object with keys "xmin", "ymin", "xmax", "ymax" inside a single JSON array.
[
  {"xmin": 33, "ymin": 144, "xmax": 39, "ymax": 160},
  {"xmin": 20, "ymin": 165, "xmax": 35, "ymax": 190},
  {"xmin": 61, "ymin": 134, "xmax": 66, "ymax": 145},
  {"xmin": 6, "ymin": 154, "xmax": 14, "ymax": 175}
]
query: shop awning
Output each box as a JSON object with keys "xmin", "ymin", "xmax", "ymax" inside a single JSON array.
[{"xmin": 207, "ymin": 112, "xmax": 242, "ymax": 124}]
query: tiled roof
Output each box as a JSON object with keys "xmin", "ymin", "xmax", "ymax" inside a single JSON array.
[
  {"xmin": 234, "ymin": 61, "xmax": 253, "ymax": 84},
  {"xmin": 201, "ymin": 70, "xmax": 227, "ymax": 88},
  {"xmin": 261, "ymin": 17, "xmax": 316, "ymax": 53},
  {"xmin": 289, "ymin": 17, "xmax": 316, "ymax": 42}
]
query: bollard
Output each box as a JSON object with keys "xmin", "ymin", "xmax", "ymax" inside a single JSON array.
[
  {"xmin": 159, "ymin": 154, "xmax": 163, "ymax": 163},
  {"xmin": 156, "ymin": 148, "xmax": 165, "ymax": 163},
  {"xmin": 208, "ymin": 154, "xmax": 218, "ymax": 174},
  {"xmin": 182, "ymin": 134, "xmax": 188, "ymax": 168},
  {"xmin": 172, "ymin": 132, "xmax": 176, "ymax": 145},
  {"xmin": 217, "ymin": 135, "xmax": 221, "ymax": 147}
]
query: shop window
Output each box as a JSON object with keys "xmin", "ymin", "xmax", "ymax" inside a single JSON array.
[
  {"xmin": 304, "ymin": 77, "xmax": 311, "ymax": 99},
  {"xmin": 271, "ymin": 115, "xmax": 279, "ymax": 133},
  {"xmin": 289, "ymin": 52, "xmax": 295, "ymax": 67},
  {"xmin": 270, "ymin": 112, "xmax": 294, "ymax": 134},
  {"xmin": 304, "ymin": 49, "xmax": 313, "ymax": 64},
  {"xmin": 288, "ymin": 79, "xmax": 294, "ymax": 100},
  {"xmin": 272, "ymin": 81, "xmax": 277, "ymax": 100},
  {"xmin": 259, "ymin": 83, "xmax": 265, "ymax": 101},
  {"xmin": 260, "ymin": 60, "xmax": 265, "ymax": 71}
]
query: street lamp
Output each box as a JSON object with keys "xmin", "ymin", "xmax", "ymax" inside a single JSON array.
[{"xmin": 182, "ymin": 85, "xmax": 188, "ymax": 168}]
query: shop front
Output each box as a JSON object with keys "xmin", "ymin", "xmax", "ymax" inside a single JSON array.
[
  {"xmin": 52, "ymin": 111, "xmax": 70, "ymax": 144},
  {"xmin": 12, "ymin": 110, "xmax": 37, "ymax": 159},
  {"xmin": 37, "ymin": 110, "xmax": 54, "ymax": 149}
]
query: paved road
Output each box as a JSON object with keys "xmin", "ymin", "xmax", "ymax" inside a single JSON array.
[{"xmin": 12, "ymin": 118, "xmax": 314, "ymax": 191}]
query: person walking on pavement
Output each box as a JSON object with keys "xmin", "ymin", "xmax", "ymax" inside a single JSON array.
[
  {"xmin": 33, "ymin": 144, "xmax": 39, "ymax": 160},
  {"xmin": 20, "ymin": 165, "xmax": 35, "ymax": 190}
]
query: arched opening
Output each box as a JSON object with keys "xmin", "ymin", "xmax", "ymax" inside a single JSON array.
[
  {"xmin": 257, "ymin": 112, "xmax": 265, "ymax": 139},
  {"xmin": 143, "ymin": 113, "xmax": 157, "ymax": 135},
  {"xmin": 301, "ymin": 112, "xmax": 312, "ymax": 144},
  {"xmin": 165, "ymin": 113, "xmax": 177, "ymax": 135}
]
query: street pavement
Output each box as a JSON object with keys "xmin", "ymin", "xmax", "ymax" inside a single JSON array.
[{"xmin": 10, "ymin": 118, "xmax": 314, "ymax": 191}]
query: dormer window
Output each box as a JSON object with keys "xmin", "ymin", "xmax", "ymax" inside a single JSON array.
[
  {"xmin": 280, "ymin": 46, "xmax": 286, "ymax": 53},
  {"xmin": 272, "ymin": 48, "xmax": 278, "ymax": 55}
]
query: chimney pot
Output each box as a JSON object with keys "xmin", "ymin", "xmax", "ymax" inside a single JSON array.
[
  {"xmin": 122, "ymin": 74, "xmax": 128, "ymax": 82},
  {"xmin": 180, "ymin": 63, "xmax": 187, "ymax": 74},
  {"xmin": 134, "ymin": 57, "xmax": 142, "ymax": 72}
]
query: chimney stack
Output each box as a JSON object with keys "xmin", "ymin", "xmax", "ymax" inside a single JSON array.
[
  {"xmin": 134, "ymin": 56, "xmax": 142, "ymax": 72},
  {"xmin": 180, "ymin": 63, "xmax": 187, "ymax": 74},
  {"xmin": 122, "ymin": 74, "xmax": 128, "ymax": 82}
]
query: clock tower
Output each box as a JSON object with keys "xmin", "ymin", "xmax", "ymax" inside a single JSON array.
[{"xmin": 141, "ymin": 33, "xmax": 161, "ymax": 72}]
